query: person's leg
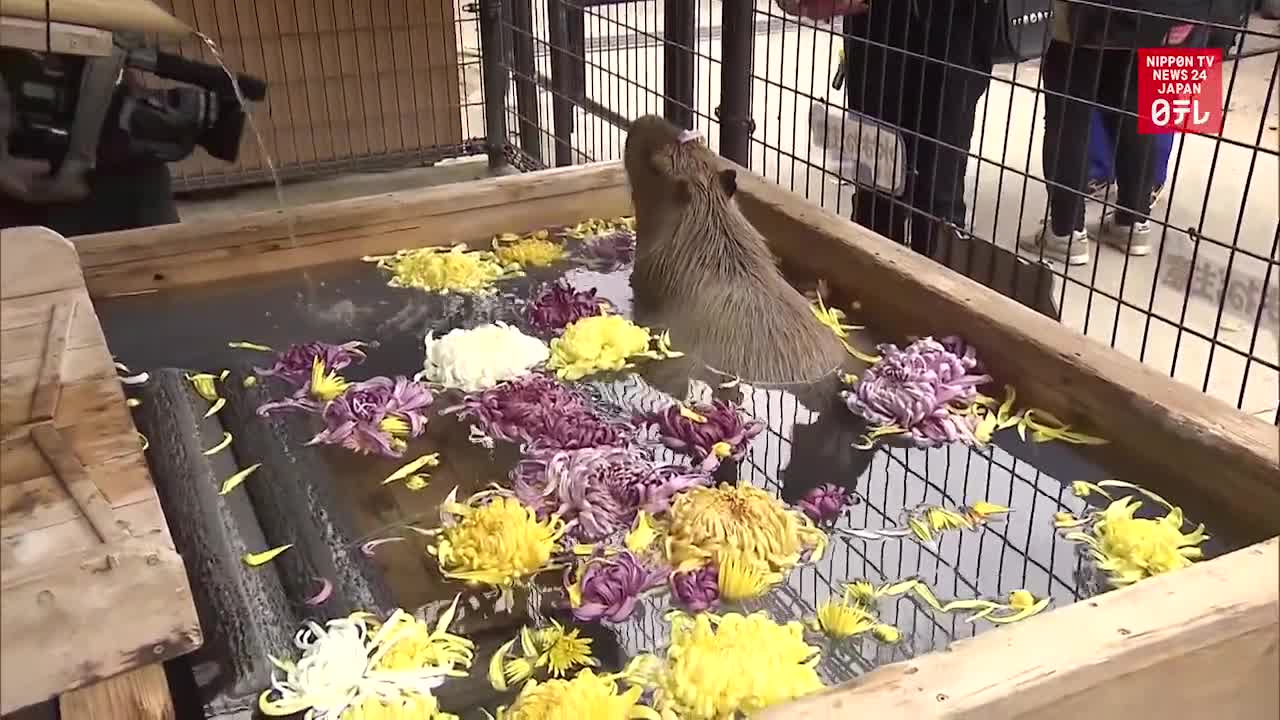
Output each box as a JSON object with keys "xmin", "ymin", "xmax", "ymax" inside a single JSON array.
[
  {"xmin": 1100, "ymin": 48, "xmax": 1157, "ymax": 255},
  {"xmin": 844, "ymin": 5, "xmax": 913, "ymax": 244},
  {"xmin": 1087, "ymin": 109, "xmax": 1116, "ymax": 193},
  {"xmin": 908, "ymin": 1, "xmax": 991, "ymax": 257},
  {"xmin": 1025, "ymin": 40, "xmax": 1098, "ymax": 265}
]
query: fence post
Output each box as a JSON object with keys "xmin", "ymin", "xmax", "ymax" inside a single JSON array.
[
  {"xmin": 477, "ymin": 0, "xmax": 510, "ymax": 170},
  {"xmin": 509, "ymin": 0, "xmax": 544, "ymax": 166},
  {"xmin": 547, "ymin": 0, "xmax": 576, "ymax": 166},
  {"xmin": 663, "ymin": 0, "xmax": 696, "ymax": 129},
  {"xmin": 718, "ymin": 0, "xmax": 754, "ymax": 165}
]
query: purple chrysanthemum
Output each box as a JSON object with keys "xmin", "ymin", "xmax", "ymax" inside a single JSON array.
[
  {"xmin": 842, "ymin": 337, "xmax": 992, "ymax": 447},
  {"xmin": 796, "ymin": 483, "xmax": 854, "ymax": 525},
  {"xmin": 306, "ymin": 376, "xmax": 433, "ymax": 457},
  {"xmin": 569, "ymin": 551, "xmax": 665, "ymax": 623},
  {"xmin": 637, "ymin": 400, "xmax": 764, "ymax": 470},
  {"xmin": 449, "ymin": 373, "xmax": 633, "ymax": 451},
  {"xmin": 512, "ymin": 445, "xmax": 709, "ymax": 542},
  {"xmin": 578, "ymin": 230, "xmax": 636, "ymax": 272},
  {"xmin": 255, "ymin": 340, "xmax": 373, "ymax": 385},
  {"xmin": 525, "ymin": 280, "xmax": 610, "ymax": 336},
  {"xmin": 670, "ymin": 565, "xmax": 720, "ymax": 612}
]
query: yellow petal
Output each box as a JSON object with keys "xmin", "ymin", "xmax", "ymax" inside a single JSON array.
[
  {"xmin": 871, "ymin": 624, "xmax": 902, "ymax": 643},
  {"xmin": 138, "ymin": 432, "xmax": 149, "ymax": 450},
  {"xmin": 879, "ymin": 579, "xmax": 922, "ymax": 598},
  {"xmin": 969, "ymin": 501, "xmax": 1010, "ymax": 518},
  {"xmin": 488, "ymin": 637, "xmax": 518, "ymax": 691},
  {"xmin": 988, "ymin": 596, "xmax": 1051, "ymax": 624},
  {"xmin": 186, "ymin": 372, "xmax": 220, "ymax": 402},
  {"xmin": 243, "ymin": 544, "xmax": 293, "ymax": 566},
  {"xmin": 910, "ymin": 582, "xmax": 945, "ymax": 611},
  {"xmin": 678, "ymin": 405, "xmax": 708, "ymax": 424},
  {"xmin": 434, "ymin": 594, "xmax": 463, "ymax": 636},
  {"xmin": 228, "ymin": 341, "xmax": 274, "ymax": 351},
  {"xmin": 204, "ymin": 397, "xmax": 227, "ymax": 418},
  {"xmin": 220, "ymin": 463, "xmax": 262, "ymax": 495},
  {"xmin": 625, "ymin": 511, "xmax": 658, "ymax": 554},
  {"xmin": 974, "ymin": 412, "xmax": 999, "ymax": 444},
  {"xmin": 382, "ymin": 453, "xmax": 441, "ymax": 485},
  {"xmin": 242, "ymin": 375, "xmax": 258, "ymax": 388},
  {"xmin": 126, "ymin": 398, "xmax": 141, "ymax": 408},
  {"xmin": 218, "ymin": 369, "xmax": 231, "ymax": 381},
  {"xmin": 203, "ymin": 431, "xmax": 233, "ymax": 456},
  {"xmin": 907, "ymin": 516, "xmax": 934, "ymax": 544}
]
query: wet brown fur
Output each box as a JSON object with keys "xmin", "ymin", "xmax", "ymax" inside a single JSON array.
[
  {"xmin": 623, "ymin": 114, "xmax": 871, "ymax": 403},
  {"xmin": 623, "ymin": 115, "xmax": 878, "ymax": 499}
]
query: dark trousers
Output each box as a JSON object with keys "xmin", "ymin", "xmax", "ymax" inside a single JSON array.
[
  {"xmin": 843, "ymin": 1, "xmax": 993, "ymax": 256},
  {"xmin": 1041, "ymin": 40, "xmax": 1156, "ymax": 236},
  {"xmin": 0, "ymin": 162, "xmax": 179, "ymax": 237}
]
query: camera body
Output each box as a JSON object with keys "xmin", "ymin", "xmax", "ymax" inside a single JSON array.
[{"xmin": 0, "ymin": 31, "xmax": 265, "ymax": 205}]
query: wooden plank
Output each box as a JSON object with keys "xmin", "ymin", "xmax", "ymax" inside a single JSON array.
[
  {"xmin": 1, "ymin": 345, "xmax": 118, "ymax": 428},
  {"xmin": 29, "ymin": 300, "xmax": 77, "ymax": 421},
  {"xmin": 58, "ymin": 665, "xmax": 175, "ymax": 720},
  {"xmin": 2, "ymin": 493, "xmax": 170, "ymax": 574},
  {"xmin": 0, "ymin": 16, "xmax": 114, "ymax": 56},
  {"xmin": 0, "ymin": 540, "xmax": 200, "ymax": 714},
  {"xmin": 1, "ymin": 453, "xmax": 156, "ymax": 537},
  {"xmin": 76, "ymin": 162, "xmax": 632, "ymax": 295},
  {"xmin": 764, "ymin": 538, "xmax": 1280, "ymax": 720},
  {"xmin": 1, "ymin": 378, "xmax": 142, "ymax": 484},
  {"xmin": 30, "ymin": 425, "xmax": 129, "ymax": 543},
  {"xmin": 729, "ymin": 163, "xmax": 1280, "ymax": 547},
  {"xmin": 0, "ymin": 289, "xmax": 106, "ymax": 365},
  {"xmin": 0, "ymin": 226, "xmax": 83, "ymax": 299}
]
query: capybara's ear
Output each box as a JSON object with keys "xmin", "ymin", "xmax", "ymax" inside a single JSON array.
[
  {"xmin": 718, "ymin": 169, "xmax": 738, "ymax": 197},
  {"xmin": 673, "ymin": 179, "xmax": 693, "ymax": 204}
]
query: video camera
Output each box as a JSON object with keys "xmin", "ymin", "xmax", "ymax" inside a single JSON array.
[{"xmin": 1, "ymin": 31, "xmax": 266, "ymax": 204}]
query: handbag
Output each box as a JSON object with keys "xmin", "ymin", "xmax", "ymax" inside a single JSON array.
[{"xmin": 988, "ymin": 0, "xmax": 1055, "ymax": 64}]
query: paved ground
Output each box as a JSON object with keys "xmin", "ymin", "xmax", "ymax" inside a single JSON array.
[{"xmin": 182, "ymin": 2, "xmax": 1279, "ymax": 421}]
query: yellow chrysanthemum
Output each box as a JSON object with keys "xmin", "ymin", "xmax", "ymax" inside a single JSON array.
[
  {"xmin": 365, "ymin": 244, "xmax": 522, "ymax": 295},
  {"xmin": 654, "ymin": 612, "xmax": 823, "ymax": 720},
  {"xmin": 813, "ymin": 600, "xmax": 877, "ymax": 640},
  {"xmin": 493, "ymin": 230, "xmax": 568, "ymax": 268},
  {"xmin": 309, "ymin": 357, "xmax": 350, "ymax": 401},
  {"xmin": 561, "ymin": 216, "xmax": 636, "ymax": 238},
  {"xmin": 716, "ymin": 551, "xmax": 783, "ymax": 602},
  {"xmin": 488, "ymin": 623, "xmax": 599, "ymax": 691},
  {"xmin": 259, "ymin": 601, "xmax": 472, "ymax": 720},
  {"xmin": 429, "ymin": 492, "xmax": 565, "ymax": 589},
  {"xmin": 547, "ymin": 315, "xmax": 681, "ymax": 380},
  {"xmin": 495, "ymin": 670, "xmax": 658, "ymax": 720},
  {"xmin": 1082, "ymin": 496, "xmax": 1207, "ymax": 586},
  {"xmin": 664, "ymin": 484, "xmax": 826, "ymax": 575}
]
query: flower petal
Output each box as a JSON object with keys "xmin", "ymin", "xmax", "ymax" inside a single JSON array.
[
  {"xmin": 243, "ymin": 544, "xmax": 293, "ymax": 566},
  {"xmin": 219, "ymin": 463, "xmax": 261, "ymax": 495},
  {"xmin": 203, "ymin": 431, "xmax": 233, "ymax": 456}
]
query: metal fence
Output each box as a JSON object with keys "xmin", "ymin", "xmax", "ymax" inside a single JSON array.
[{"xmin": 469, "ymin": 0, "xmax": 1279, "ymax": 426}]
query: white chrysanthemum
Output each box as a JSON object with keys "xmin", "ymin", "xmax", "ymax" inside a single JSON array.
[{"xmin": 419, "ymin": 323, "xmax": 550, "ymax": 392}]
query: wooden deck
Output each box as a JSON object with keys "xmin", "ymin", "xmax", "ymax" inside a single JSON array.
[{"xmin": 1, "ymin": 228, "xmax": 200, "ymax": 717}]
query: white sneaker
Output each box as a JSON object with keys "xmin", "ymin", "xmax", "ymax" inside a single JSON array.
[
  {"xmin": 1020, "ymin": 225, "xmax": 1090, "ymax": 266},
  {"xmin": 1100, "ymin": 218, "xmax": 1152, "ymax": 256}
]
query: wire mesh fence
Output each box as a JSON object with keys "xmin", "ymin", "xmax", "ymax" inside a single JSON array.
[{"xmin": 477, "ymin": 0, "xmax": 1279, "ymax": 428}]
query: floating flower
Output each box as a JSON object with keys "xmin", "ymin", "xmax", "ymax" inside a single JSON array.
[
  {"xmin": 1059, "ymin": 480, "xmax": 1208, "ymax": 588},
  {"xmin": 255, "ymin": 340, "xmax": 372, "ymax": 385},
  {"xmin": 513, "ymin": 446, "xmax": 709, "ymax": 543},
  {"xmin": 547, "ymin": 315, "xmax": 683, "ymax": 381},
  {"xmin": 843, "ymin": 336, "xmax": 993, "ymax": 448},
  {"xmin": 258, "ymin": 599, "xmax": 473, "ymax": 720},
  {"xmin": 810, "ymin": 295, "xmax": 880, "ymax": 365},
  {"xmin": 670, "ymin": 565, "xmax": 720, "ymax": 613},
  {"xmin": 795, "ymin": 483, "xmax": 855, "ymax": 525},
  {"xmin": 637, "ymin": 400, "xmax": 764, "ymax": 471},
  {"xmin": 307, "ymin": 376, "xmax": 434, "ymax": 458},
  {"xmin": 258, "ymin": 357, "xmax": 352, "ymax": 416},
  {"xmin": 488, "ymin": 622, "xmax": 599, "ymax": 691},
  {"xmin": 566, "ymin": 551, "xmax": 665, "ymax": 623},
  {"xmin": 524, "ymin": 280, "xmax": 611, "ymax": 336},
  {"xmin": 635, "ymin": 611, "xmax": 824, "ymax": 720},
  {"xmin": 560, "ymin": 216, "xmax": 636, "ymax": 240},
  {"xmin": 664, "ymin": 484, "xmax": 826, "ymax": 575},
  {"xmin": 419, "ymin": 323, "xmax": 550, "ymax": 392},
  {"xmin": 365, "ymin": 244, "xmax": 523, "ymax": 295},
  {"xmin": 493, "ymin": 230, "xmax": 568, "ymax": 268},
  {"xmin": 716, "ymin": 550, "xmax": 782, "ymax": 603},
  {"xmin": 903, "ymin": 500, "xmax": 1011, "ymax": 545},
  {"xmin": 494, "ymin": 669, "xmax": 657, "ymax": 720},
  {"xmin": 428, "ymin": 490, "xmax": 565, "ymax": 590},
  {"xmin": 813, "ymin": 599, "xmax": 878, "ymax": 640},
  {"xmin": 448, "ymin": 373, "xmax": 633, "ymax": 450}
]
